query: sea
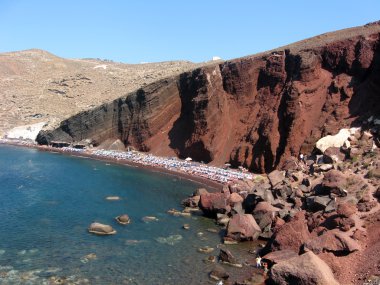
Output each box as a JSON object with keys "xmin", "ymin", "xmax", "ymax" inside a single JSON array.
[{"xmin": 0, "ymin": 145, "xmax": 264, "ymax": 285}]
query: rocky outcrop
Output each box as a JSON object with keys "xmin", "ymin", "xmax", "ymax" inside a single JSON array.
[
  {"xmin": 88, "ymin": 222, "xmax": 116, "ymax": 235},
  {"xmin": 269, "ymin": 251, "xmax": 340, "ymax": 285},
  {"xmin": 36, "ymin": 22, "xmax": 380, "ymax": 173},
  {"xmin": 267, "ymin": 211, "xmax": 311, "ymax": 253},
  {"xmin": 226, "ymin": 214, "xmax": 261, "ymax": 241}
]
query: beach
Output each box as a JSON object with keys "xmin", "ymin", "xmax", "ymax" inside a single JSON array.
[{"xmin": 0, "ymin": 139, "xmax": 255, "ymax": 191}]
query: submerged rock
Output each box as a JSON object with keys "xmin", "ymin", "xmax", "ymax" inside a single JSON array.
[
  {"xmin": 198, "ymin": 246, "xmax": 214, "ymax": 253},
  {"xmin": 209, "ymin": 265, "xmax": 229, "ymax": 281},
  {"xmin": 105, "ymin": 196, "xmax": 121, "ymax": 201},
  {"xmin": 80, "ymin": 253, "xmax": 97, "ymax": 263},
  {"xmin": 88, "ymin": 222, "xmax": 116, "ymax": 235},
  {"xmin": 142, "ymin": 216, "xmax": 159, "ymax": 222},
  {"xmin": 155, "ymin": 234, "xmax": 183, "ymax": 245},
  {"xmin": 115, "ymin": 214, "xmax": 131, "ymax": 225},
  {"xmin": 219, "ymin": 248, "xmax": 242, "ymax": 267}
]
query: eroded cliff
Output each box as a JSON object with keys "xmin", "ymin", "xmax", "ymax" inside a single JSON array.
[{"xmin": 37, "ymin": 22, "xmax": 380, "ymax": 173}]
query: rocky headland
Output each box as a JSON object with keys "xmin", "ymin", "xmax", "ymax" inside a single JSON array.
[{"xmin": 184, "ymin": 124, "xmax": 379, "ymax": 284}]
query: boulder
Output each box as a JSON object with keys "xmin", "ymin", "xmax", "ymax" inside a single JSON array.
[
  {"xmin": 182, "ymin": 195, "xmax": 200, "ymax": 208},
  {"xmin": 337, "ymin": 203, "xmax": 357, "ymax": 218},
  {"xmin": 217, "ymin": 213, "xmax": 230, "ymax": 227},
  {"xmin": 318, "ymin": 164, "xmax": 334, "ymax": 172},
  {"xmin": 268, "ymin": 211, "xmax": 311, "ymax": 253},
  {"xmin": 219, "ymin": 248, "xmax": 242, "ymax": 267},
  {"xmin": 253, "ymin": 202, "xmax": 280, "ymax": 231},
  {"xmin": 268, "ymin": 170, "xmax": 285, "ymax": 188},
  {"xmin": 195, "ymin": 188, "xmax": 209, "ymax": 196},
  {"xmin": 357, "ymin": 201, "xmax": 377, "ymax": 212},
  {"xmin": 269, "ymin": 251, "xmax": 340, "ymax": 285},
  {"xmin": 263, "ymin": 249, "xmax": 298, "ymax": 265},
  {"xmin": 306, "ymin": 196, "xmax": 335, "ymax": 212},
  {"xmin": 226, "ymin": 214, "xmax": 261, "ymax": 241},
  {"xmin": 209, "ymin": 265, "xmax": 229, "ymax": 281},
  {"xmin": 334, "ymin": 216, "xmax": 355, "ymax": 232},
  {"xmin": 229, "ymin": 192, "xmax": 244, "ymax": 204},
  {"xmin": 228, "ymin": 179, "xmax": 255, "ymax": 194},
  {"xmin": 375, "ymin": 187, "xmax": 380, "ymax": 199},
  {"xmin": 115, "ymin": 214, "xmax": 131, "ymax": 225},
  {"xmin": 323, "ymin": 147, "xmax": 345, "ymax": 164},
  {"xmin": 304, "ymin": 230, "xmax": 361, "ymax": 254},
  {"xmin": 231, "ymin": 202, "xmax": 245, "ymax": 215},
  {"xmin": 254, "ymin": 201, "xmax": 280, "ymax": 214},
  {"xmin": 320, "ymin": 169, "xmax": 347, "ymax": 196},
  {"xmin": 88, "ymin": 222, "xmax": 116, "ymax": 235},
  {"xmin": 316, "ymin": 128, "xmax": 358, "ymax": 153},
  {"xmin": 200, "ymin": 193, "xmax": 230, "ymax": 216},
  {"xmin": 281, "ymin": 156, "xmax": 300, "ymax": 172}
]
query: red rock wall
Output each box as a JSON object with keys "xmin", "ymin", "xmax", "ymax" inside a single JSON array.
[
  {"xmin": 168, "ymin": 31, "xmax": 380, "ymax": 172},
  {"xmin": 38, "ymin": 25, "xmax": 380, "ymax": 173}
]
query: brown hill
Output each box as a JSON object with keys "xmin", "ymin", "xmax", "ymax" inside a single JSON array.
[
  {"xmin": 0, "ymin": 49, "xmax": 199, "ymax": 135},
  {"xmin": 4, "ymin": 22, "xmax": 380, "ymax": 173}
]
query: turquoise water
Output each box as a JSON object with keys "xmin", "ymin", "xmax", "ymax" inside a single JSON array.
[{"xmin": 0, "ymin": 145, "xmax": 225, "ymax": 284}]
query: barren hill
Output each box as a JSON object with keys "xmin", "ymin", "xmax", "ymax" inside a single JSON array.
[{"xmin": 0, "ymin": 49, "xmax": 199, "ymax": 135}]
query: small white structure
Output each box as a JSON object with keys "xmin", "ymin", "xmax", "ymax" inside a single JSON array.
[
  {"xmin": 185, "ymin": 157, "xmax": 192, "ymax": 161},
  {"xmin": 316, "ymin": 128, "xmax": 360, "ymax": 153},
  {"xmin": 212, "ymin": 56, "xmax": 222, "ymax": 61},
  {"xmin": 93, "ymin": 64, "xmax": 107, "ymax": 70},
  {"xmin": 5, "ymin": 122, "xmax": 46, "ymax": 141}
]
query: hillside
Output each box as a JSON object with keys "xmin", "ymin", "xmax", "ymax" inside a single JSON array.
[
  {"xmin": 0, "ymin": 49, "xmax": 199, "ymax": 135},
  {"xmin": 1, "ymin": 21, "xmax": 380, "ymax": 173}
]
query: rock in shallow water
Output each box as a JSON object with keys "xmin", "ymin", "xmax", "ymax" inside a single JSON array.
[
  {"xmin": 142, "ymin": 216, "xmax": 159, "ymax": 222},
  {"xmin": 88, "ymin": 222, "xmax": 116, "ymax": 235},
  {"xmin": 115, "ymin": 214, "xmax": 131, "ymax": 225},
  {"xmin": 105, "ymin": 196, "xmax": 121, "ymax": 201},
  {"xmin": 155, "ymin": 234, "xmax": 183, "ymax": 245}
]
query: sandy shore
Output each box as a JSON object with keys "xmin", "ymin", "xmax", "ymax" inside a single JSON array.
[{"xmin": 0, "ymin": 140, "xmax": 227, "ymax": 191}]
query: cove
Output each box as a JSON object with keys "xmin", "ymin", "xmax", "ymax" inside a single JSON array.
[{"xmin": 0, "ymin": 145, "xmax": 223, "ymax": 284}]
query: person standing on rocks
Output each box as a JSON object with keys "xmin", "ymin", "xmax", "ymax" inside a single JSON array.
[{"xmin": 256, "ymin": 256, "xmax": 262, "ymax": 268}]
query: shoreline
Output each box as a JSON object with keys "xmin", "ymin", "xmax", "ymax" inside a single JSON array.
[{"xmin": 0, "ymin": 140, "xmax": 256, "ymax": 191}]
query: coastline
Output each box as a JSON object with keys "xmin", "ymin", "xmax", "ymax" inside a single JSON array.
[{"xmin": 0, "ymin": 140, "xmax": 238, "ymax": 191}]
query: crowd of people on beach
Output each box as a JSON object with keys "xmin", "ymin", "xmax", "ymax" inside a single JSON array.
[
  {"xmin": 0, "ymin": 138, "xmax": 255, "ymax": 184},
  {"xmin": 91, "ymin": 149, "xmax": 254, "ymax": 183}
]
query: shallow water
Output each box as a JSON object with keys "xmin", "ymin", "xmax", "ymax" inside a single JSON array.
[{"xmin": 0, "ymin": 145, "xmax": 228, "ymax": 284}]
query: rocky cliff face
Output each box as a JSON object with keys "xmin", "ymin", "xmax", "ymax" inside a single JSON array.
[{"xmin": 37, "ymin": 22, "xmax": 380, "ymax": 173}]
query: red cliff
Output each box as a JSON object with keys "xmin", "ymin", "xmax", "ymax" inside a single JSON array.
[{"xmin": 37, "ymin": 22, "xmax": 380, "ymax": 173}]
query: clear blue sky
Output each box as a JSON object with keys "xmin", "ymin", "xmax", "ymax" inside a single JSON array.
[{"xmin": 0, "ymin": 0, "xmax": 379, "ymax": 63}]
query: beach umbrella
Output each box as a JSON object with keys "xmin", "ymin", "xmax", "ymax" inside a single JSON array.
[
  {"xmin": 225, "ymin": 163, "xmax": 231, "ymax": 167},
  {"xmin": 185, "ymin": 157, "xmax": 192, "ymax": 161}
]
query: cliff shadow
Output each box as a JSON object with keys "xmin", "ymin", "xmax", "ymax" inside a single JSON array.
[{"xmin": 168, "ymin": 70, "xmax": 212, "ymax": 163}]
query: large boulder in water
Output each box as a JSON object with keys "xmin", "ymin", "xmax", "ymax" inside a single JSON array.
[
  {"xmin": 199, "ymin": 192, "xmax": 230, "ymax": 216},
  {"xmin": 88, "ymin": 222, "xmax": 116, "ymax": 235},
  {"xmin": 269, "ymin": 251, "xmax": 340, "ymax": 285},
  {"xmin": 226, "ymin": 214, "xmax": 261, "ymax": 241}
]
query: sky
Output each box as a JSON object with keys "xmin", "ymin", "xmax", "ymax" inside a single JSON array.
[{"xmin": 0, "ymin": 0, "xmax": 379, "ymax": 63}]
